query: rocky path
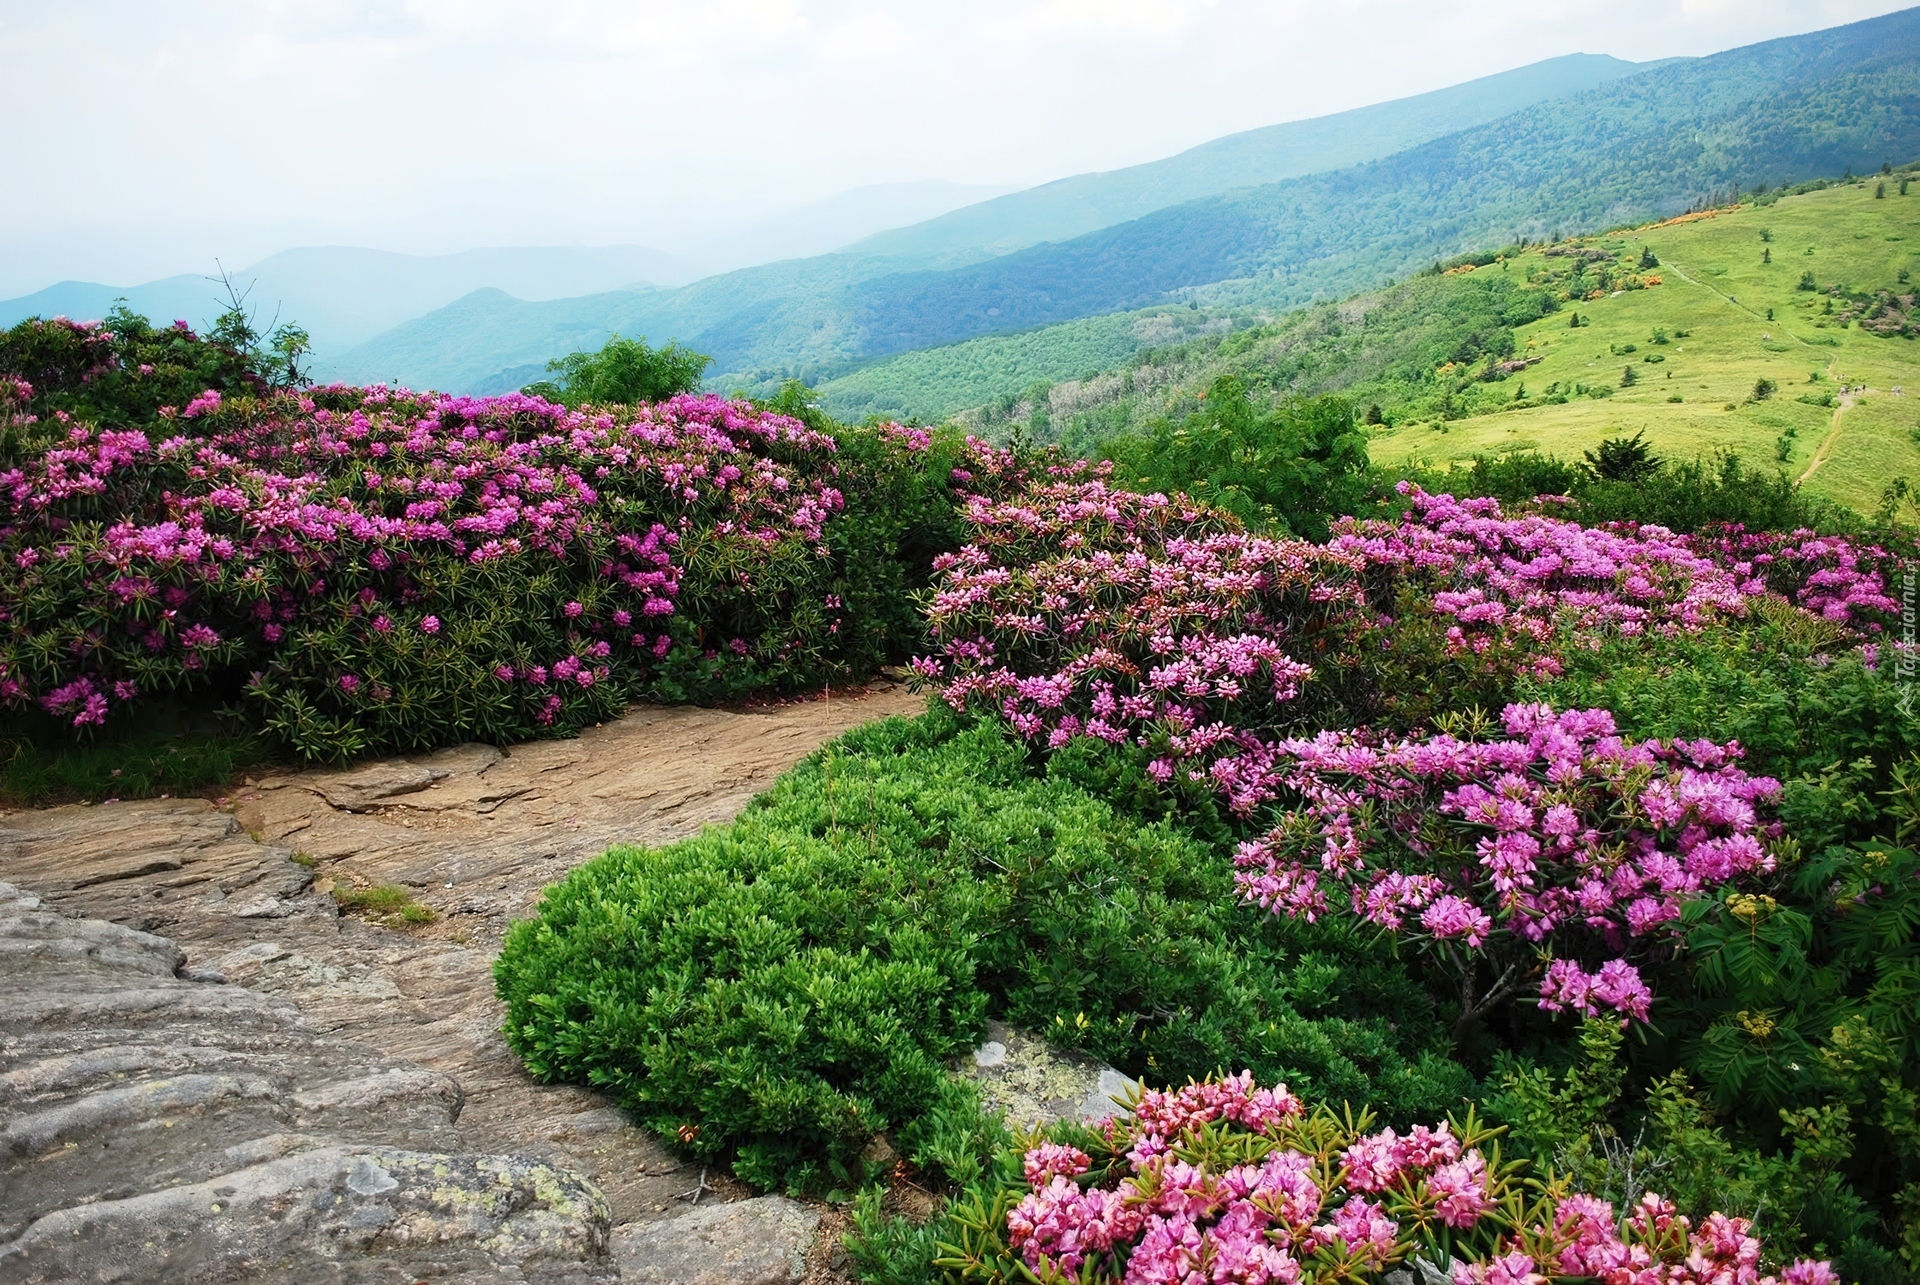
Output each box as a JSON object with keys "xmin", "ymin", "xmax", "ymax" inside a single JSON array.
[{"xmin": 0, "ymin": 682, "xmax": 923, "ymax": 1283}]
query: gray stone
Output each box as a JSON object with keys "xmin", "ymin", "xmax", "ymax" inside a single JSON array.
[
  {"xmin": 1, "ymin": 1146, "xmax": 613, "ymax": 1283},
  {"xmin": 0, "ymin": 884, "xmax": 613, "ymax": 1283},
  {"xmin": 612, "ymin": 1195, "xmax": 819, "ymax": 1285},
  {"xmin": 0, "ymin": 684, "xmax": 922, "ymax": 1281},
  {"xmin": 958, "ymin": 1021, "xmax": 1141, "ymax": 1131}
]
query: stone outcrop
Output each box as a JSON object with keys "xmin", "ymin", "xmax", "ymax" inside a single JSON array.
[
  {"xmin": 612, "ymin": 1196, "xmax": 821, "ymax": 1285},
  {"xmin": 0, "ymin": 685, "xmax": 920, "ymax": 1282},
  {"xmin": 959, "ymin": 1020, "xmax": 1141, "ymax": 1132},
  {"xmin": 0, "ymin": 881, "xmax": 613, "ymax": 1283}
]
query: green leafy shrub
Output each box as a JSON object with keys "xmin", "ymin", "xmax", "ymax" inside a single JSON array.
[
  {"xmin": 521, "ymin": 333, "xmax": 711, "ymax": 409},
  {"xmin": 1098, "ymin": 380, "xmax": 1373, "ymax": 541},
  {"xmin": 0, "ymin": 307, "xmax": 264, "ymax": 444},
  {"xmin": 494, "ymin": 706, "xmax": 1470, "ymax": 1191}
]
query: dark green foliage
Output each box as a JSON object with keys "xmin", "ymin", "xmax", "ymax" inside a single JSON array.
[
  {"xmin": 1492, "ymin": 628, "xmax": 1920, "ymax": 1271},
  {"xmin": 1583, "ymin": 430, "xmax": 1660, "ymax": 483},
  {"xmin": 0, "ymin": 708, "xmax": 270, "ymax": 807},
  {"xmin": 522, "ymin": 333, "xmax": 711, "ymax": 409},
  {"xmin": 494, "ymin": 706, "xmax": 1470, "ymax": 1190},
  {"xmin": 1098, "ymin": 379, "xmax": 1373, "ymax": 539},
  {"xmin": 0, "ymin": 306, "xmax": 264, "ymax": 447},
  {"xmin": 1754, "ymin": 377, "xmax": 1779, "ymax": 400},
  {"xmin": 1424, "ymin": 449, "xmax": 1848, "ymax": 535}
]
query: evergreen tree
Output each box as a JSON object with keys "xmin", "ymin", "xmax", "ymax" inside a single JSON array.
[{"xmin": 1582, "ymin": 430, "xmax": 1659, "ymax": 482}]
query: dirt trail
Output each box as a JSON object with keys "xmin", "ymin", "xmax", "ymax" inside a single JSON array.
[
  {"xmin": 1798, "ymin": 360, "xmax": 1856, "ymax": 485},
  {"xmin": 0, "ymin": 681, "xmax": 923, "ymax": 1272}
]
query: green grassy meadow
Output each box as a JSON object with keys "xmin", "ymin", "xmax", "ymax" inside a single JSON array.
[{"xmin": 1369, "ymin": 181, "xmax": 1920, "ymax": 514}]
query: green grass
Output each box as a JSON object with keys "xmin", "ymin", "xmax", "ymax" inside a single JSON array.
[
  {"xmin": 330, "ymin": 882, "xmax": 437, "ymax": 927},
  {"xmin": 1368, "ymin": 181, "xmax": 1920, "ymax": 515},
  {"xmin": 0, "ymin": 718, "xmax": 273, "ymax": 807}
]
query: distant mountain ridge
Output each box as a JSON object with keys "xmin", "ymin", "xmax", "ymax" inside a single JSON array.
[
  {"xmin": 849, "ymin": 53, "xmax": 1658, "ymax": 266},
  {"xmin": 839, "ymin": 6, "xmax": 1920, "ymax": 362},
  {"xmin": 0, "ymin": 181, "xmax": 1013, "ymax": 361},
  {"xmin": 0, "ymin": 245, "xmax": 683, "ymax": 354},
  {"xmin": 328, "ymin": 49, "xmax": 1678, "ymax": 392}
]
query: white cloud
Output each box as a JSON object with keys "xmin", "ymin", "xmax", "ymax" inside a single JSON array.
[{"xmin": 0, "ymin": 0, "xmax": 1909, "ymax": 294}]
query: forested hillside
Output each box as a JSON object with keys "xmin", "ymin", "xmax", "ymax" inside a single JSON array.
[
  {"xmin": 845, "ymin": 9, "xmax": 1920, "ymax": 359},
  {"xmin": 846, "ymin": 52, "xmax": 1653, "ymax": 264}
]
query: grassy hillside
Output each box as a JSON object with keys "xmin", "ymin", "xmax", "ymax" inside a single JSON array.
[
  {"xmin": 1373, "ymin": 179, "xmax": 1920, "ymax": 516},
  {"xmin": 1020, "ymin": 178, "xmax": 1917, "ymax": 517},
  {"xmin": 848, "ymin": 53, "xmax": 1653, "ymax": 264}
]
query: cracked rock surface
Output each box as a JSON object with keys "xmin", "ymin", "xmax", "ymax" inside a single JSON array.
[
  {"xmin": 0, "ymin": 683, "xmax": 921, "ymax": 1282},
  {"xmin": 0, "ymin": 881, "xmax": 613, "ymax": 1283}
]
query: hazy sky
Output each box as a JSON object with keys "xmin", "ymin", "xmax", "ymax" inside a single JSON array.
[{"xmin": 3, "ymin": 0, "xmax": 1912, "ymax": 295}]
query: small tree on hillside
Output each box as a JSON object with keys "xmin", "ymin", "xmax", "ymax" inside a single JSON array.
[
  {"xmin": 1620, "ymin": 364, "xmax": 1638, "ymax": 388},
  {"xmin": 523, "ymin": 334, "xmax": 711, "ymax": 409},
  {"xmin": 1583, "ymin": 430, "xmax": 1660, "ymax": 483}
]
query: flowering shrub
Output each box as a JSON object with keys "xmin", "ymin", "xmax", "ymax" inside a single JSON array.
[
  {"xmin": 1331, "ymin": 487, "xmax": 1755, "ymax": 681},
  {"xmin": 0, "ymin": 309, "xmax": 264, "ymax": 439},
  {"xmin": 917, "ymin": 479, "xmax": 1375, "ymax": 811},
  {"xmin": 936, "ymin": 1073, "xmax": 1835, "ymax": 1285},
  {"xmin": 1689, "ymin": 526, "xmax": 1899, "ymax": 627},
  {"xmin": 0, "ymin": 368, "xmax": 963, "ymax": 759},
  {"xmin": 921, "ymin": 480, "xmax": 1891, "ymax": 819},
  {"xmin": 1233, "ymin": 703, "xmax": 1782, "ymax": 1030}
]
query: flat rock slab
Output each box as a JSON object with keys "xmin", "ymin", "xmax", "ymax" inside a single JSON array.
[
  {"xmin": 961, "ymin": 1020, "xmax": 1141, "ymax": 1131},
  {"xmin": 0, "ymin": 883, "xmax": 613, "ymax": 1283},
  {"xmin": 613, "ymin": 1195, "xmax": 820, "ymax": 1285},
  {"xmin": 0, "ymin": 685, "xmax": 921, "ymax": 1281}
]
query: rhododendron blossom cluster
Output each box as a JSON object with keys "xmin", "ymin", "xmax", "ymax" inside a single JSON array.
[
  {"xmin": 1689, "ymin": 525, "xmax": 1899, "ymax": 626},
  {"xmin": 920, "ymin": 479, "xmax": 1889, "ymax": 819},
  {"xmin": 0, "ymin": 381, "xmax": 940, "ymax": 756},
  {"xmin": 917, "ymin": 479, "xmax": 1370, "ymax": 802},
  {"xmin": 1233, "ymin": 703, "xmax": 1782, "ymax": 1023},
  {"xmin": 970, "ymin": 1074, "xmax": 1832, "ymax": 1285}
]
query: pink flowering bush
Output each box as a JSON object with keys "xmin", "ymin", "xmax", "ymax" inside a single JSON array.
[
  {"xmin": 919, "ymin": 480, "xmax": 1888, "ymax": 819},
  {"xmin": 1688, "ymin": 526, "xmax": 1899, "ymax": 627},
  {"xmin": 0, "ymin": 310, "xmax": 265, "ymax": 438},
  {"xmin": 1233, "ymin": 703, "xmax": 1782, "ymax": 1031},
  {"xmin": 935, "ymin": 1073, "xmax": 1833, "ymax": 1285},
  {"xmin": 916, "ymin": 478, "xmax": 1377, "ymax": 809},
  {"xmin": 0, "ymin": 373, "xmax": 969, "ymax": 759}
]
